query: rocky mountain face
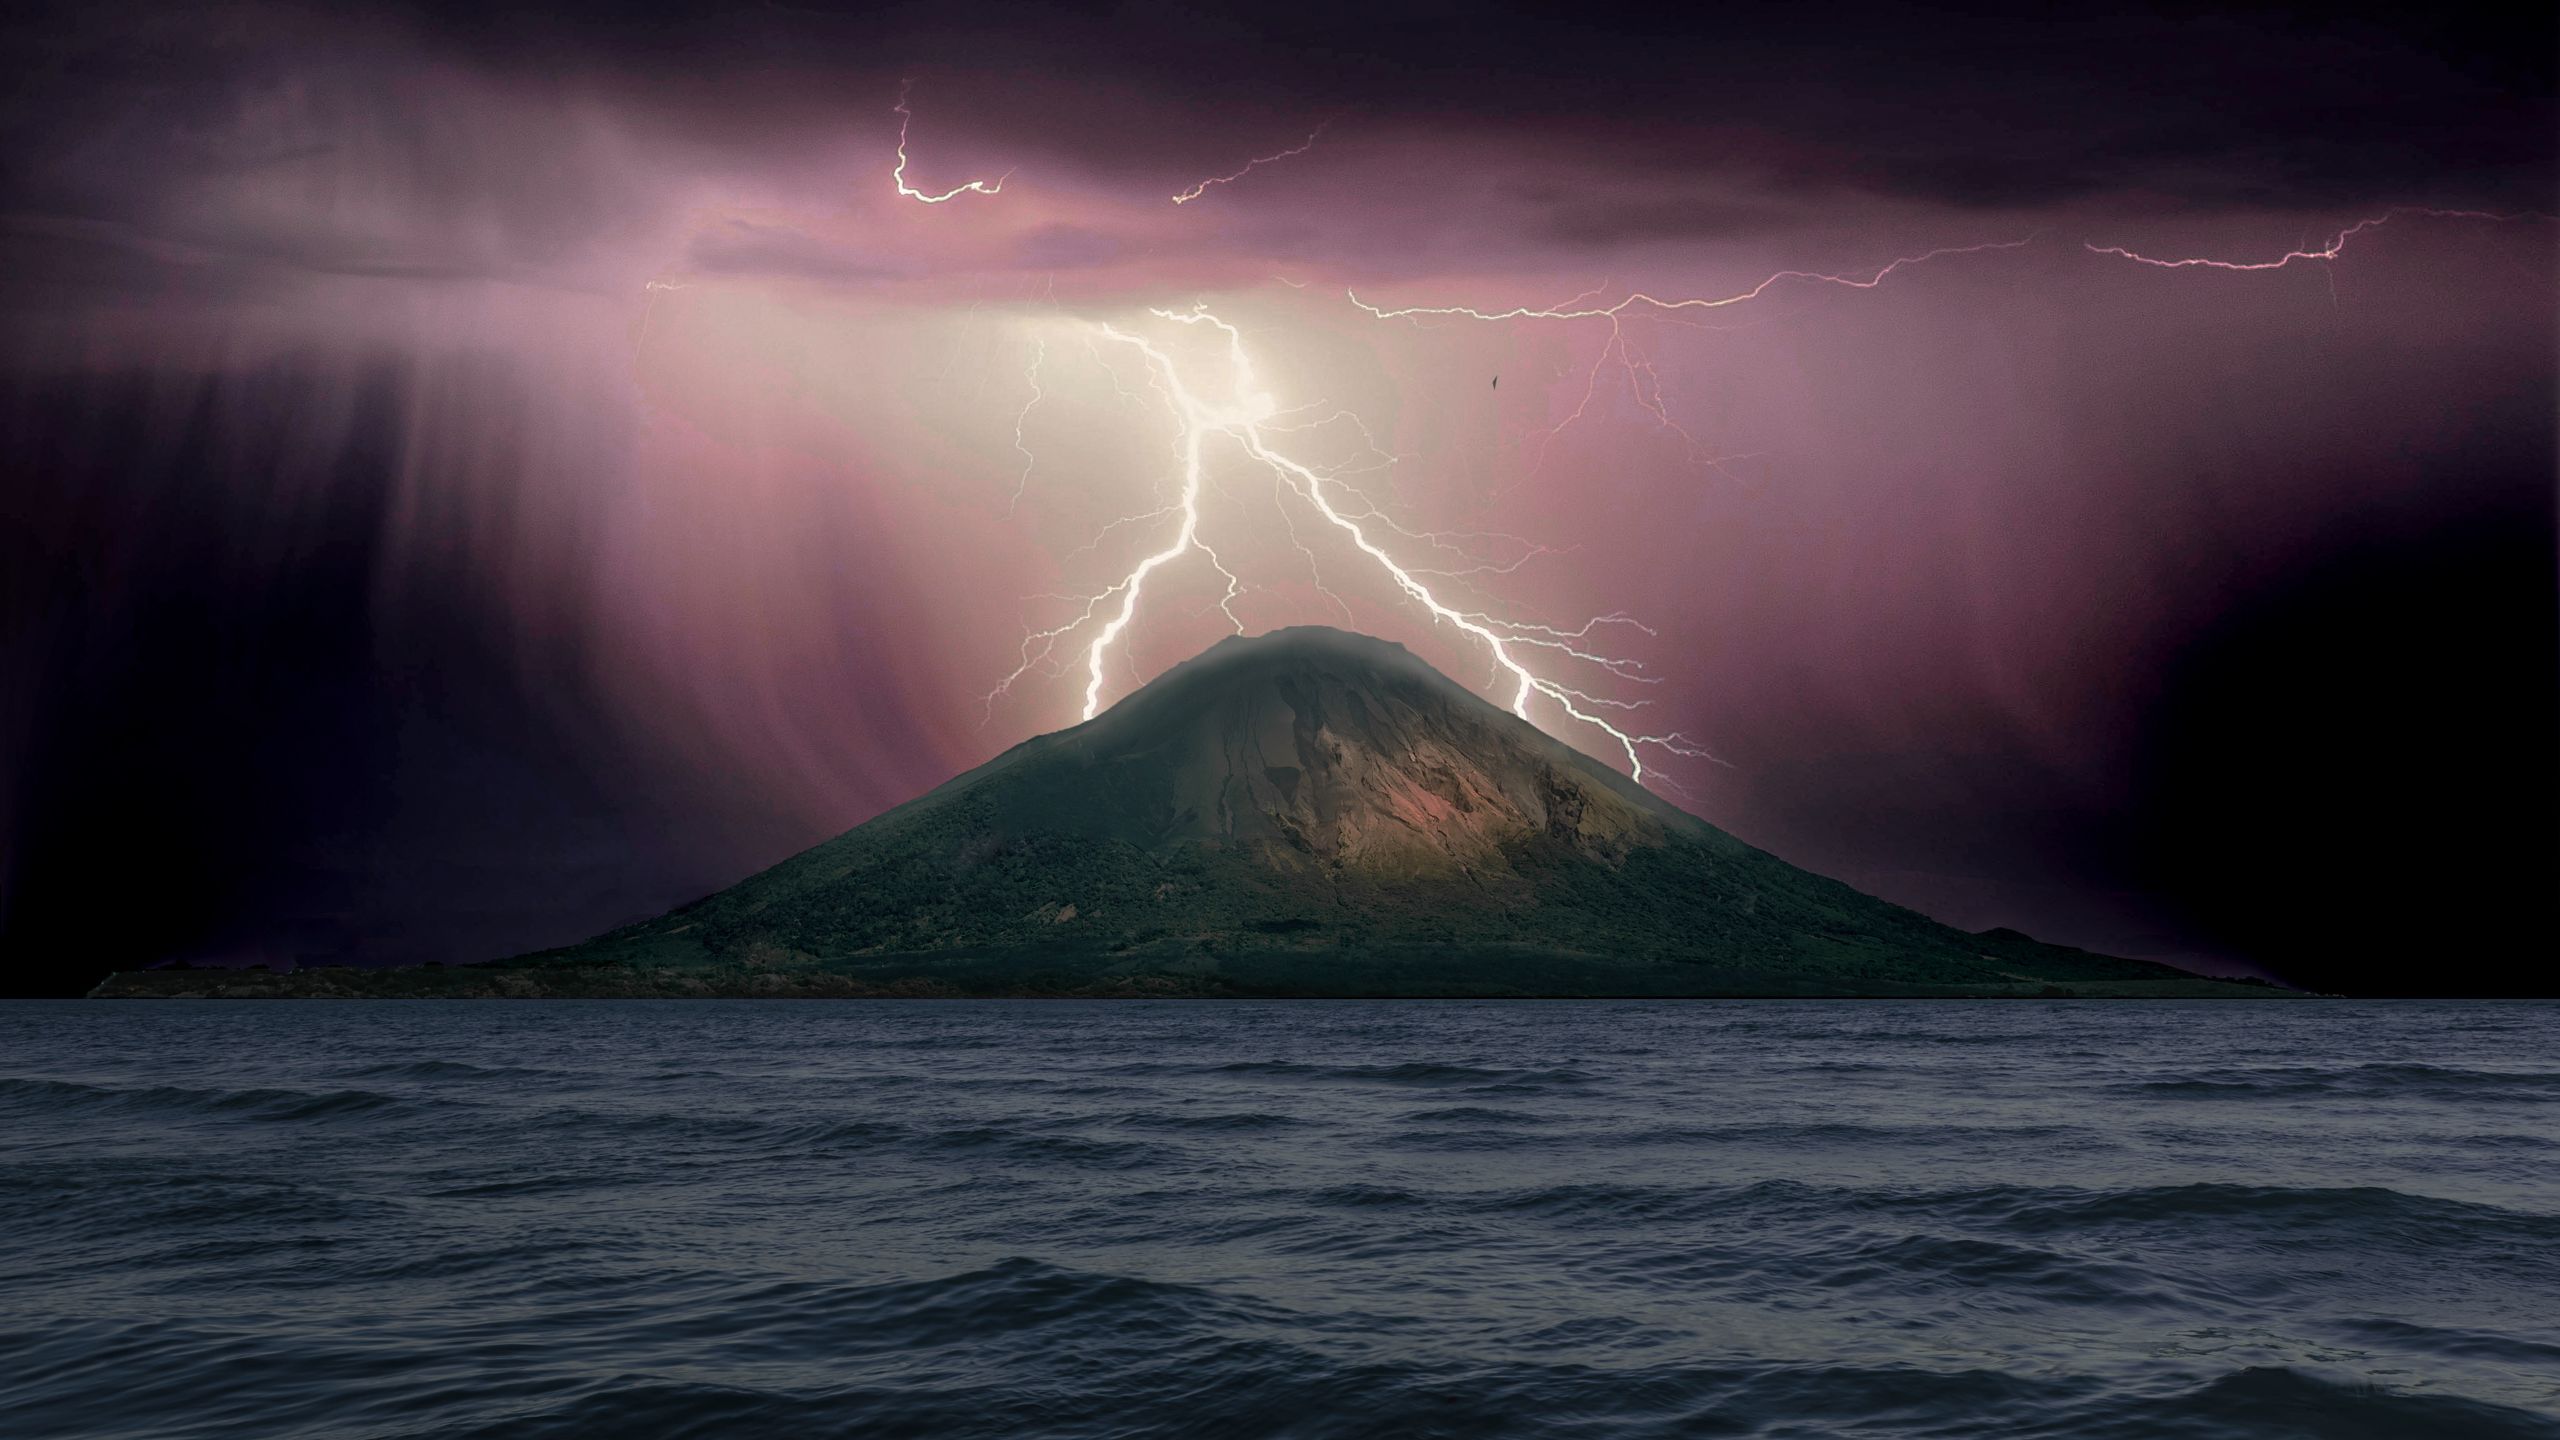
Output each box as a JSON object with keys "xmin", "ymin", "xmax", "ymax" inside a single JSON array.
[{"xmin": 981, "ymin": 626, "xmax": 1690, "ymax": 881}]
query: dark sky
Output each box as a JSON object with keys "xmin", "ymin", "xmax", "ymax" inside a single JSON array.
[{"xmin": 3, "ymin": 1, "xmax": 2553, "ymax": 996}]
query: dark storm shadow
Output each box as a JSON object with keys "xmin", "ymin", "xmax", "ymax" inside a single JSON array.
[{"xmin": 2130, "ymin": 513, "xmax": 2559, "ymax": 996}]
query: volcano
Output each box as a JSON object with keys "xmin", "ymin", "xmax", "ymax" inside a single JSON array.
[{"xmin": 97, "ymin": 627, "xmax": 2277, "ymax": 997}]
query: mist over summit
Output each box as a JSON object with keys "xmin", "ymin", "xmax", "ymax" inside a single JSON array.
[{"xmin": 101, "ymin": 627, "xmax": 2272, "ymax": 997}]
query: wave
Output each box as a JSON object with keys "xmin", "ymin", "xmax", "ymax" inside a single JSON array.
[
  {"xmin": 6, "ymin": 1000, "xmax": 2557, "ymax": 1440},
  {"xmin": 0, "ymin": 1167, "xmax": 392, "ymax": 1234},
  {"xmin": 1398, "ymin": 1105, "xmax": 1559, "ymax": 1124},
  {"xmin": 2332, "ymin": 1316, "xmax": 2560, "ymax": 1368},
  {"xmin": 1386, "ymin": 1176, "xmax": 2560, "ymax": 1261},
  {"xmin": 1799, "ymin": 1232, "xmax": 2173, "ymax": 1309},
  {"xmin": 1953, "ymin": 1181, "xmax": 2560, "ymax": 1246},
  {"xmin": 922, "ymin": 1125, "xmax": 1172, "ymax": 1169},
  {"xmin": 1110, "ymin": 1109, "xmax": 1301, "ymax": 1133},
  {"xmin": 642, "ymin": 1258, "xmax": 1295, "ymax": 1369},
  {"xmin": 1606, "ymin": 1119, "xmax": 2095, "ymax": 1149},
  {"xmin": 0, "ymin": 1075, "xmax": 419, "ymax": 1123},
  {"xmin": 332, "ymin": 1058, "xmax": 570, "ymax": 1083},
  {"xmin": 2118, "ymin": 1061, "xmax": 2560, "ymax": 1103},
  {"xmin": 1105, "ymin": 1058, "xmax": 1596, "ymax": 1087},
  {"xmin": 2044, "ymin": 1364, "xmax": 2560, "ymax": 1440},
  {"xmin": 47, "ymin": 1346, "xmax": 2538, "ymax": 1440}
]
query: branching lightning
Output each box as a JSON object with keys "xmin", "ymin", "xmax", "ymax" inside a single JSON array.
[
  {"xmin": 1355, "ymin": 239, "xmax": 2038, "ymax": 476},
  {"xmin": 985, "ymin": 307, "xmax": 1717, "ymax": 782},
  {"xmin": 892, "ymin": 81, "xmax": 1011, "ymax": 203},
  {"xmin": 2082, "ymin": 206, "xmax": 2543, "ymax": 271},
  {"xmin": 1171, "ymin": 123, "xmax": 1329, "ymax": 205},
  {"xmin": 1005, "ymin": 339, "xmax": 1045, "ymax": 516},
  {"xmin": 898, "ymin": 73, "xmax": 2549, "ymax": 800},
  {"xmin": 987, "ymin": 319, "xmax": 1246, "ymax": 722},
  {"xmin": 1346, "ymin": 209, "xmax": 2550, "ymax": 484},
  {"xmin": 1348, "ymin": 238, "xmax": 2040, "ymax": 323}
]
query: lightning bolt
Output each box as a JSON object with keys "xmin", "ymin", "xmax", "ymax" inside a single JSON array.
[
  {"xmin": 637, "ymin": 278, "xmax": 685, "ymax": 349},
  {"xmin": 892, "ymin": 81, "xmax": 1011, "ymax": 204},
  {"xmin": 1349, "ymin": 237, "xmax": 2040, "ymax": 323},
  {"xmin": 1357, "ymin": 238, "xmax": 2038, "ymax": 478},
  {"xmin": 1171, "ymin": 122, "xmax": 1330, "ymax": 205},
  {"xmin": 1349, "ymin": 210, "xmax": 2544, "ymax": 328},
  {"xmin": 1355, "ymin": 209, "xmax": 2552, "ymax": 474},
  {"xmin": 1005, "ymin": 338, "xmax": 1045, "ymax": 516},
  {"xmin": 947, "ymin": 171, "xmax": 2547, "ymax": 787},
  {"xmin": 982, "ymin": 327, "xmax": 1245, "ymax": 725},
  {"xmin": 993, "ymin": 307, "xmax": 1714, "ymax": 783},
  {"xmin": 2082, "ymin": 205, "xmax": 2545, "ymax": 271}
]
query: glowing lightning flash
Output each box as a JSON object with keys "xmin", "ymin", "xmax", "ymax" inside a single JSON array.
[
  {"xmin": 993, "ymin": 308, "xmax": 1715, "ymax": 783},
  {"xmin": 1353, "ymin": 239, "xmax": 2038, "ymax": 477},
  {"xmin": 1005, "ymin": 339, "xmax": 1045, "ymax": 515},
  {"xmin": 1349, "ymin": 238, "xmax": 2040, "ymax": 323},
  {"xmin": 1352, "ymin": 209, "xmax": 2550, "ymax": 480},
  {"xmin": 892, "ymin": 81, "xmax": 1011, "ymax": 203},
  {"xmin": 2081, "ymin": 206, "xmax": 2541, "ymax": 271},
  {"xmin": 979, "ymin": 212, "xmax": 2550, "ymax": 788},
  {"xmin": 1171, "ymin": 123, "xmax": 1329, "ymax": 205}
]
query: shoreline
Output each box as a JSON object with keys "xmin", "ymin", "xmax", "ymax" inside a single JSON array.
[{"xmin": 86, "ymin": 965, "xmax": 2296, "ymax": 1001}]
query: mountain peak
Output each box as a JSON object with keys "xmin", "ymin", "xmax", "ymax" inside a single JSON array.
[
  {"xmin": 98, "ymin": 629, "xmax": 2274, "ymax": 997},
  {"xmin": 1206, "ymin": 623, "xmax": 1415, "ymax": 655},
  {"xmin": 1042, "ymin": 623, "xmax": 1695, "ymax": 875},
  {"xmin": 463, "ymin": 628, "xmax": 2251, "ymax": 996}
]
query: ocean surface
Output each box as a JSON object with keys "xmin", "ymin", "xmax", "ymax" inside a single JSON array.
[{"xmin": 2, "ymin": 1000, "xmax": 2556, "ymax": 1439}]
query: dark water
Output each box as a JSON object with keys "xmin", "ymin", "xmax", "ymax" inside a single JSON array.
[{"xmin": 3, "ymin": 1001, "xmax": 2556, "ymax": 1439}]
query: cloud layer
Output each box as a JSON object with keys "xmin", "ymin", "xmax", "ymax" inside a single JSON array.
[{"xmin": 3, "ymin": 0, "xmax": 2552, "ymax": 992}]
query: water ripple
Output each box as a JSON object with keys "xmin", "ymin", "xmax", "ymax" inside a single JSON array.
[{"xmin": 0, "ymin": 997, "xmax": 2553, "ymax": 1439}]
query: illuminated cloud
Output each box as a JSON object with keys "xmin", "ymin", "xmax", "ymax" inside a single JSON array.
[{"xmin": 1, "ymin": 0, "xmax": 2549, "ymax": 984}]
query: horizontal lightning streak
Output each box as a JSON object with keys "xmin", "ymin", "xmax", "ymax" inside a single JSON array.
[
  {"xmin": 1359, "ymin": 207, "xmax": 2550, "ymax": 482},
  {"xmin": 2082, "ymin": 206, "xmax": 2545, "ymax": 271},
  {"xmin": 1348, "ymin": 237, "xmax": 2039, "ymax": 322},
  {"xmin": 1358, "ymin": 240, "xmax": 2040, "ymax": 479}
]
